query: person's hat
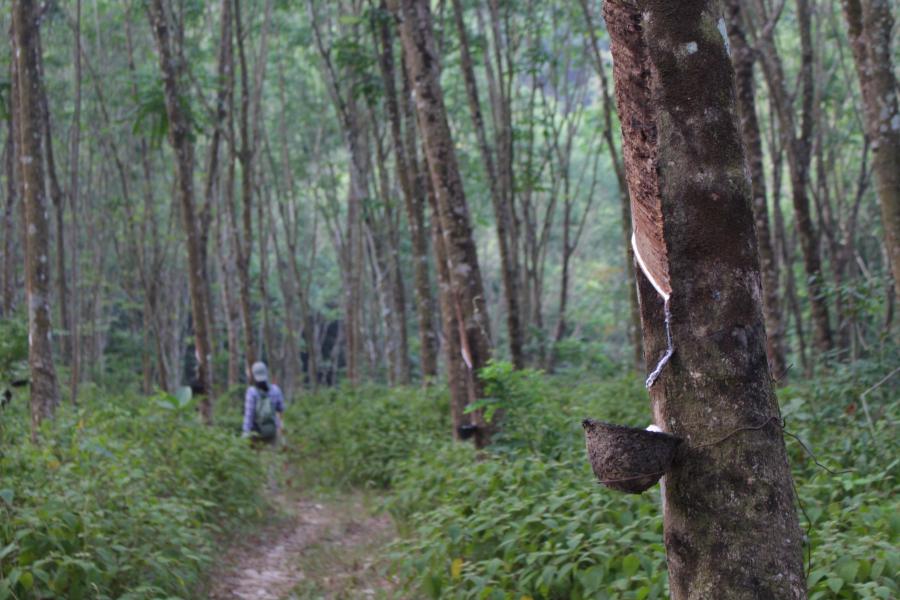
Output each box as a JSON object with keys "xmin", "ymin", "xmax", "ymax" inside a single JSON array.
[{"xmin": 251, "ymin": 361, "xmax": 269, "ymax": 383}]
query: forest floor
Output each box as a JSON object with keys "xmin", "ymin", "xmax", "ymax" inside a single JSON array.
[{"xmin": 206, "ymin": 461, "xmax": 399, "ymax": 599}]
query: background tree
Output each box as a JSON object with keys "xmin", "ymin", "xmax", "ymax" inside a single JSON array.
[{"xmin": 12, "ymin": 0, "xmax": 60, "ymax": 440}]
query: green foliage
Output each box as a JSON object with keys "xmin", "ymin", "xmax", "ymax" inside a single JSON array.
[
  {"xmin": 284, "ymin": 383, "xmax": 449, "ymax": 489},
  {"xmin": 388, "ymin": 371, "xmax": 667, "ymax": 599},
  {"xmin": 288, "ymin": 363, "xmax": 899, "ymax": 599},
  {"xmin": 0, "ymin": 390, "xmax": 265, "ymax": 599},
  {"xmin": 0, "ymin": 317, "xmax": 28, "ymax": 384}
]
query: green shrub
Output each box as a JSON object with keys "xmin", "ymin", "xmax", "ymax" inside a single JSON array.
[
  {"xmin": 284, "ymin": 383, "xmax": 448, "ymax": 489},
  {"xmin": 0, "ymin": 389, "xmax": 265, "ymax": 599},
  {"xmin": 379, "ymin": 366, "xmax": 898, "ymax": 599}
]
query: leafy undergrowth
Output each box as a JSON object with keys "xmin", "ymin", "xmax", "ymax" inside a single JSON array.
[
  {"xmin": 286, "ymin": 360, "xmax": 899, "ymax": 600},
  {"xmin": 0, "ymin": 388, "xmax": 266, "ymax": 599}
]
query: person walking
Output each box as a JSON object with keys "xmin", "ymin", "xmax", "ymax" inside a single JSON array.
[{"xmin": 242, "ymin": 361, "xmax": 285, "ymax": 443}]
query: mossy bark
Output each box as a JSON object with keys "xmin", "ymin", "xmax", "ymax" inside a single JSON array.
[{"xmin": 604, "ymin": 1, "xmax": 806, "ymax": 597}]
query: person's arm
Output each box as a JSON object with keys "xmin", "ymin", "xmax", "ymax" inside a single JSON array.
[{"xmin": 242, "ymin": 388, "xmax": 255, "ymax": 436}]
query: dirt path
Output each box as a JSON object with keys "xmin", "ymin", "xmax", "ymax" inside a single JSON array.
[{"xmin": 207, "ymin": 491, "xmax": 397, "ymax": 599}]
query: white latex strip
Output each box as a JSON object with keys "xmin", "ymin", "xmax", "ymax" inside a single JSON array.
[{"xmin": 631, "ymin": 232, "xmax": 674, "ymax": 388}]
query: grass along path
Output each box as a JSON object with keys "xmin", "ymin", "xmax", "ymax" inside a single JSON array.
[{"xmin": 207, "ymin": 471, "xmax": 397, "ymax": 599}]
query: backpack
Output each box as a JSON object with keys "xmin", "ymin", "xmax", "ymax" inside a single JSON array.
[{"xmin": 253, "ymin": 388, "xmax": 278, "ymax": 441}]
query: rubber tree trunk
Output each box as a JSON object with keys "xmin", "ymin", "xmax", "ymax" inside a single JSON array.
[
  {"xmin": 578, "ymin": 0, "xmax": 643, "ymax": 370},
  {"xmin": 725, "ymin": 1, "xmax": 788, "ymax": 379},
  {"xmin": 234, "ymin": 0, "xmax": 258, "ymax": 371},
  {"xmin": 842, "ymin": 0, "xmax": 900, "ymax": 301},
  {"xmin": 3, "ymin": 99, "xmax": 17, "ymax": 317},
  {"xmin": 394, "ymin": 0, "xmax": 494, "ymax": 447},
  {"xmin": 12, "ymin": 0, "xmax": 60, "ymax": 441},
  {"xmin": 450, "ymin": 0, "xmax": 524, "ymax": 369},
  {"xmin": 755, "ymin": 1, "xmax": 832, "ymax": 354},
  {"xmin": 147, "ymin": 0, "xmax": 214, "ymax": 423},
  {"xmin": 603, "ymin": 1, "xmax": 806, "ymax": 597},
  {"xmin": 375, "ymin": 7, "xmax": 439, "ymax": 381}
]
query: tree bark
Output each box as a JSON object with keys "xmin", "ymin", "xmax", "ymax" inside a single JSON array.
[
  {"xmin": 68, "ymin": 0, "xmax": 82, "ymax": 403},
  {"xmin": 394, "ymin": 0, "xmax": 494, "ymax": 446},
  {"xmin": 604, "ymin": 1, "xmax": 806, "ymax": 597},
  {"xmin": 450, "ymin": 0, "xmax": 524, "ymax": 369},
  {"xmin": 578, "ymin": 0, "xmax": 643, "ymax": 370},
  {"xmin": 147, "ymin": 0, "xmax": 214, "ymax": 422},
  {"xmin": 233, "ymin": 0, "xmax": 259, "ymax": 370},
  {"xmin": 36, "ymin": 44, "xmax": 71, "ymax": 369},
  {"xmin": 725, "ymin": 0, "xmax": 788, "ymax": 379},
  {"xmin": 842, "ymin": 0, "xmax": 900, "ymax": 301},
  {"xmin": 755, "ymin": 0, "xmax": 832, "ymax": 353},
  {"xmin": 375, "ymin": 5, "xmax": 439, "ymax": 381},
  {"xmin": 2, "ymin": 99, "xmax": 16, "ymax": 317},
  {"xmin": 12, "ymin": 0, "xmax": 61, "ymax": 441}
]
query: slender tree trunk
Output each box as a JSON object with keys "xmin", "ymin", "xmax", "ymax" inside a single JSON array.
[
  {"xmin": 726, "ymin": 0, "xmax": 788, "ymax": 379},
  {"xmin": 257, "ymin": 183, "xmax": 275, "ymax": 364},
  {"xmin": 375, "ymin": 8, "xmax": 438, "ymax": 380},
  {"xmin": 604, "ymin": 1, "xmax": 806, "ymax": 597},
  {"xmin": 769, "ymin": 111, "xmax": 810, "ymax": 377},
  {"xmin": 366, "ymin": 116, "xmax": 411, "ymax": 385},
  {"xmin": 234, "ymin": 0, "xmax": 258, "ymax": 370},
  {"xmin": 12, "ymin": 0, "xmax": 60, "ymax": 441},
  {"xmin": 554, "ymin": 197, "xmax": 572, "ymax": 346},
  {"xmin": 450, "ymin": 0, "xmax": 524, "ymax": 369},
  {"xmin": 394, "ymin": 0, "xmax": 494, "ymax": 446},
  {"xmin": 200, "ymin": 0, "xmax": 234, "ymax": 383},
  {"xmin": 578, "ymin": 0, "xmax": 643, "ymax": 369},
  {"xmin": 36, "ymin": 34, "xmax": 71, "ymax": 367},
  {"xmin": 842, "ymin": 0, "xmax": 900, "ymax": 301},
  {"xmin": 2, "ymin": 107, "xmax": 16, "ymax": 317},
  {"xmin": 403, "ymin": 64, "xmax": 439, "ymax": 380},
  {"xmin": 756, "ymin": 0, "xmax": 832, "ymax": 353},
  {"xmin": 68, "ymin": 0, "xmax": 82, "ymax": 403},
  {"xmin": 345, "ymin": 103, "xmax": 366, "ymax": 385},
  {"xmin": 147, "ymin": 0, "xmax": 214, "ymax": 422}
]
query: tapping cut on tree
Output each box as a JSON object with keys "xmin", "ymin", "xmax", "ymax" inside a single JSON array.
[{"xmin": 603, "ymin": 0, "xmax": 807, "ymax": 597}]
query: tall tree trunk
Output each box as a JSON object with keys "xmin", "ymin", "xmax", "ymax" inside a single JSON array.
[
  {"xmin": 842, "ymin": 0, "xmax": 900, "ymax": 301},
  {"xmin": 200, "ymin": 0, "xmax": 235, "ymax": 384},
  {"xmin": 366, "ymin": 117, "xmax": 411, "ymax": 385},
  {"xmin": 578, "ymin": 0, "xmax": 643, "ymax": 370},
  {"xmin": 429, "ymin": 177, "xmax": 472, "ymax": 438},
  {"xmin": 2, "ymin": 103, "xmax": 16, "ymax": 317},
  {"xmin": 394, "ymin": 0, "xmax": 494, "ymax": 446},
  {"xmin": 604, "ymin": 1, "xmax": 806, "ymax": 597},
  {"xmin": 35, "ymin": 34, "xmax": 71, "ymax": 368},
  {"xmin": 68, "ymin": 0, "xmax": 82, "ymax": 403},
  {"xmin": 344, "ymin": 103, "xmax": 366, "ymax": 385},
  {"xmin": 234, "ymin": 0, "xmax": 258, "ymax": 370},
  {"xmin": 375, "ymin": 7, "xmax": 438, "ymax": 380},
  {"xmin": 756, "ymin": 0, "xmax": 832, "ymax": 353},
  {"xmin": 403, "ymin": 62, "xmax": 439, "ymax": 380},
  {"xmin": 726, "ymin": 0, "xmax": 788, "ymax": 379},
  {"xmin": 147, "ymin": 0, "xmax": 214, "ymax": 423},
  {"xmin": 450, "ymin": 0, "xmax": 524, "ymax": 369},
  {"xmin": 12, "ymin": 0, "xmax": 60, "ymax": 441}
]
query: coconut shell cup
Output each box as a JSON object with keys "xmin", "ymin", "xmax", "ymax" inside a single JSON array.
[{"xmin": 582, "ymin": 419, "xmax": 682, "ymax": 494}]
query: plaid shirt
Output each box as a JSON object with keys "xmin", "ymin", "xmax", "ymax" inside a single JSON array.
[{"xmin": 242, "ymin": 384, "xmax": 285, "ymax": 434}]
